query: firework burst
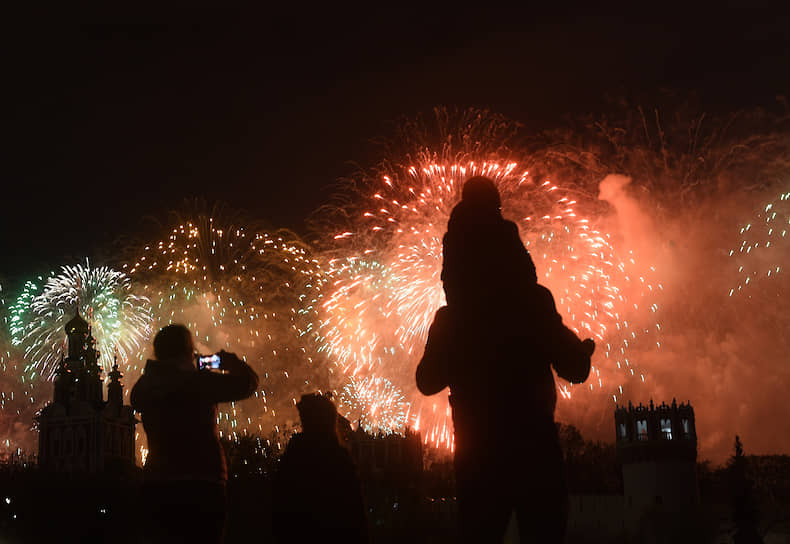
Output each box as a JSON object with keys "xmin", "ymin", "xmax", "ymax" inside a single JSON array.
[
  {"xmin": 9, "ymin": 262, "xmax": 152, "ymax": 381},
  {"xmin": 337, "ymin": 376, "xmax": 408, "ymax": 434},
  {"xmin": 314, "ymin": 152, "xmax": 662, "ymax": 448},
  {"xmin": 125, "ymin": 204, "xmax": 327, "ymax": 445},
  {"xmin": 0, "ymin": 282, "xmax": 41, "ymax": 455}
]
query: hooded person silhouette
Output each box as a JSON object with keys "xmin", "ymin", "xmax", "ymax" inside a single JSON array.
[
  {"xmin": 417, "ymin": 176, "xmax": 594, "ymax": 543},
  {"xmin": 272, "ymin": 393, "xmax": 368, "ymax": 543}
]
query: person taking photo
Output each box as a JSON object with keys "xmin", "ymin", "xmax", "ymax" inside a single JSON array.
[{"xmin": 131, "ymin": 324, "xmax": 258, "ymax": 544}]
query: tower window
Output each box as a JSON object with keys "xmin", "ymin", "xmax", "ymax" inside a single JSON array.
[
  {"xmin": 682, "ymin": 418, "xmax": 690, "ymax": 438},
  {"xmin": 618, "ymin": 423, "xmax": 627, "ymax": 439},
  {"xmin": 636, "ymin": 419, "xmax": 648, "ymax": 440},
  {"xmin": 660, "ymin": 418, "xmax": 672, "ymax": 440}
]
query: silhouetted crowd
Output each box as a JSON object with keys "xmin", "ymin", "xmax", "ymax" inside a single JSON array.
[{"xmin": 78, "ymin": 176, "xmax": 594, "ymax": 543}]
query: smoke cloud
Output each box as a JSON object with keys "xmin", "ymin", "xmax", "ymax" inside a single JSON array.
[{"xmin": 558, "ymin": 175, "xmax": 790, "ymax": 464}]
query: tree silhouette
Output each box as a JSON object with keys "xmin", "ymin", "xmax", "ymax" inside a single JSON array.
[{"xmin": 731, "ymin": 435, "xmax": 763, "ymax": 544}]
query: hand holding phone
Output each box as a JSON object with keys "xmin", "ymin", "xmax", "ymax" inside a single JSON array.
[
  {"xmin": 217, "ymin": 350, "xmax": 244, "ymax": 370},
  {"xmin": 197, "ymin": 353, "xmax": 221, "ymax": 370}
]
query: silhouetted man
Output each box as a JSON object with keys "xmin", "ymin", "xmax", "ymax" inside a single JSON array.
[
  {"xmin": 417, "ymin": 176, "xmax": 594, "ymax": 543},
  {"xmin": 272, "ymin": 392, "xmax": 368, "ymax": 543},
  {"xmin": 131, "ymin": 324, "xmax": 258, "ymax": 544}
]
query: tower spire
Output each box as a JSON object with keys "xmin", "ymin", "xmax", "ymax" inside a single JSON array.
[
  {"xmin": 107, "ymin": 350, "xmax": 124, "ymax": 409},
  {"xmin": 38, "ymin": 311, "xmax": 137, "ymax": 474}
]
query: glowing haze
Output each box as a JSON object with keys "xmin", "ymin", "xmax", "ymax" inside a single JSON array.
[
  {"xmin": 311, "ymin": 146, "xmax": 662, "ymax": 448},
  {"xmin": 124, "ymin": 205, "xmax": 329, "ymax": 455},
  {"xmin": 2, "ymin": 109, "xmax": 788, "ymax": 463}
]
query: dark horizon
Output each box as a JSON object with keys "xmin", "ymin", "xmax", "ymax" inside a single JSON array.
[{"xmin": 4, "ymin": 12, "xmax": 790, "ymax": 280}]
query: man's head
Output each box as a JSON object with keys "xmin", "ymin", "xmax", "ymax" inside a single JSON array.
[
  {"xmin": 153, "ymin": 324, "xmax": 195, "ymax": 368},
  {"xmin": 296, "ymin": 392, "xmax": 339, "ymax": 438},
  {"xmin": 461, "ymin": 176, "xmax": 501, "ymax": 211}
]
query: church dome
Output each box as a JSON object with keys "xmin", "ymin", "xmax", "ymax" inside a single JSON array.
[{"xmin": 65, "ymin": 312, "xmax": 89, "ymax": 334}]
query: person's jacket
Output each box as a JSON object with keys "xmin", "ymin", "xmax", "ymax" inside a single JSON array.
[
  {"xmin": 131, "ymin": 358, "xmax": 258, "ymax": 482},
  {"xmin": 416, "ymin": 285, "xmax": 591, "ymax": 434},
  {"xmin": 273, "ymin": 432, "xmax": 368, "ymax": 543}
]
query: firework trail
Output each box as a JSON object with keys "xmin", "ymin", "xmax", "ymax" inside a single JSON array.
[
  {"xmin": 0, "ymin": 282, "xmax": 41, "ymax": 455},
  {"xmin": 728, "ymin": 188, "xmax": 789, "ymax": 300},
  {"xmin": 315, "ymin": 258, "xmax": 402, "ymax": 374},
  {"xmin": 310, "ymin": 113, "xmax": 662, "ymax": 445},
  {"xmin": 9, "ymin": 261, "xmax": 152, "ymax": 382},
  {"xmin": 125, "ymin": 204, "xmax": 327, "ymax": 448}
]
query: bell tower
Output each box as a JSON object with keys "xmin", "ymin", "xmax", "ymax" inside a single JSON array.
[
  {"xmin": 65, "ymin": 311, "xmax": 89, "ymax": 359},
  {"xmin": 37, "ymin": 311, "xmax": 137, "ymax": 473},
  {"xmin": 615, "ymin": 399, "xmax": 698, "ymax": 532},
  {"xmin": 106, "ymin": 355, "xmax": 124, "ymax": 408}
]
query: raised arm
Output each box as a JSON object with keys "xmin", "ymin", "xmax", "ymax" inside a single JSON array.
[
  {"xmin": 534, "ymin": 285, "xmax": 594, "ymax": 384},
  {"xmin": 192, "ymin": 350, "xmax": 259, "ymax": 403},
  {"xmin": 416, "ymin": 306, "xmax": 454, "ymax": 396}
]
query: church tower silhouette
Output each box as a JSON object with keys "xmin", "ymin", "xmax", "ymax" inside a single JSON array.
[
  {"xmin": 615, "ymin": 399, "xmax": 698, "ymax": 532},
  {"xmin": 37, "ymin": 311, "xmax": 137, "ymax": 473}
]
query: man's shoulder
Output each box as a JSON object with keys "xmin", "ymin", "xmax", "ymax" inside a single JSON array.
[
  {"xmin": 282, "ymin": 434, "xmax": 351, "ymax": 465},
  {"xmin": 498, "ymin": 219, "xmax": 527, "ymax": 248},
  {"xmin": 431, "ymin": 306, "xmax": 457, "ymax": 330},
  {"xmin": 434, "ymin": 305, "xmax": 451, "ymax": 319},
  {"xmin": 495, "ymin": 218, "xmax": 521, "ymax": 238},
  {"xmin": 501, "ymin": 218, "xmax": 520, "ymax": 231},
  {"xmin": 131, "ymin": 361, "xmax": 158, "ymax": 389},
  {"xmin": 534, "ymin": 283, "xmax": 552, "ymax": 295},
  {"xmin": 140, "ymin": 359, "xmax": 180, "ymax": 376},
  {"xmin": 528, "ymin": 283, "xmax": 556, "ymax": 307},
  {"xmin": 132, "ymin": 361, "xmax": 204, "ymax": 396}
]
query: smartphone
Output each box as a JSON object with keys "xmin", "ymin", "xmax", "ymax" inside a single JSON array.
[{"xmin": 197, "ymin": 354, "xmax": 221, "ymax": 370}]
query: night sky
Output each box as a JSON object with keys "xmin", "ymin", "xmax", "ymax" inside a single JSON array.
[{"xmin": 5, "ymin": 10, "xmax": 789, "ymax": 281}]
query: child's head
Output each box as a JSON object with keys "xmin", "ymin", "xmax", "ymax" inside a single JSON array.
[
  {"xmin": 442, "ymin": 175, "xmax": 538, "ymax": 306},
  {"xmin": 448, "ymin": 176, "xmax": 502, "ymax": 233},
  {"xmin": 296, "ymin": 392, "xmax": 339, "ymax": 438},
  {"xmin": 461, "ymin": 176, "xmax": 501, "ymax": 212}
]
